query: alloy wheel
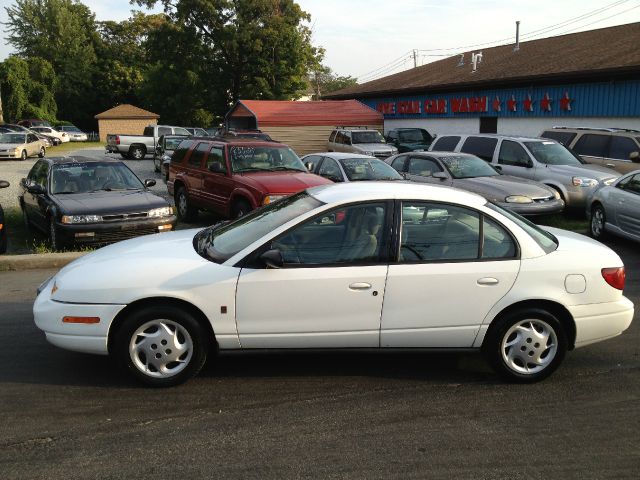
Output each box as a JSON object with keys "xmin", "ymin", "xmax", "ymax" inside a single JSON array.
[{"xmin": 591, "ymin": 207, "xmax": 605, "ymax": 238}]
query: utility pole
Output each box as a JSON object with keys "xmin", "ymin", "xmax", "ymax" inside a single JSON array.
[{"xmin": 412, "ymin": 49, "xmax": 418, "ymax": 68}]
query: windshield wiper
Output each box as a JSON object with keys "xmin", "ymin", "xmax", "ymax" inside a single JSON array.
[
  {"xmin": 234, "ymin": 167, "xmax": 271, "ymax": 173},
  {"xmin": 269, "ymin": 166, "xmax": 305, "ymax": 172},
  {"xmin": 54, "ymin": 191, "xmax": 79, "ymax": 194}
]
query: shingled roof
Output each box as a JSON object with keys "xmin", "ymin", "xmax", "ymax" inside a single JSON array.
[
  {"xmin": 94, "ymin": 104, "xmax": 159, "ymax": 119},
  {"xmin": 325, "ymin": 22, "xmax": 640, "ymax": 99}
]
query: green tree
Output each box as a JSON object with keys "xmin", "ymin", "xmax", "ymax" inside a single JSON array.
[
  {"xmin": 5, "ymin": 0, "xmax": 98, "ymax": 125},
  {"xmin": 309, "ymin": 65, "xmax": 358, "ymax": 99}
]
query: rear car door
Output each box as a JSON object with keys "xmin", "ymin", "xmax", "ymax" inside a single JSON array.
[
  {"xmin": 202, "ymin": 145, "xmax": 232, "ymax": 214},
  {"xmin": 572, "ymin": 134, "xmax": 610, "ymax": 168},
  {"xmin": 183, "ymin": 142, "xmax": 209, "ymax": 205}
]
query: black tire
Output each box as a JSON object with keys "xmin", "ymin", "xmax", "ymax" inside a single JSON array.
[
  {"xmin": 483, "ymin": 308, "xmax": 567, "ymax": 383},
  {"xmin": 20, "ymin": 150, "xmax": 27, "ymax": 161},
  {"xmin": 113, "ymin": 305, "xmax": 209, "ymax": 387},
  {"xmin": 49, "ymin": 216, "xmax": 65, "ymax": 251},
  {"xmin": 38, "ymin": 147, "xmax": 46, "ymax": 158},
  {"xmin": 590, "ymin": 203, "xmax": 607, "ymax": 240},
  {"xmin": 129, "ymin": 146, "xmax": 145, "ymax": 160},
  {"xmin": 232, "ymin": 199, "xmax": 252, "ymax": 218},
  {"xmin": 175, "ymin": 186, "xmax": 197, "ymax": 222}
]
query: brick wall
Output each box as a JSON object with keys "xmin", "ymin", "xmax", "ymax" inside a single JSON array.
[{"xmin": 97, "ymin": 118, "xmax": 158, "ymax": 142}]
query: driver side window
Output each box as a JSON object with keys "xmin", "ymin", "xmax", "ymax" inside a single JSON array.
[
  {"xmin": 271, "ymin": 203, "xmax": 387, "ymax": 266},
  {"xmin": 318, "ymin": 159, "xmax": 343, "ymax": 182},
  {"xmin": 498, "ymin": 141, "xmax": 530, "ymax": 167}
]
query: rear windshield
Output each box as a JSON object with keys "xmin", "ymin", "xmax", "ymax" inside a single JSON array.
[
  {"xmin": 352, "ymin": 131, "xmax": 385, "ymax": 144},
  {"xmin": 486, "ymin": 203, "xmax": 558, "ymax": 254}
]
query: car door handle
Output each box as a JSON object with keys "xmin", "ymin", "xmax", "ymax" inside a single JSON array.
[
  {"xmin": 605, "ymin": 163, "xmax": 616, "ymax": 169},
  {"xmin": 477, "ymin": 277, "xmax": 499, "ymax": 286},
  {"xmin": 349, "ymin": 282, "xmax": 372, "ymax": 291}
]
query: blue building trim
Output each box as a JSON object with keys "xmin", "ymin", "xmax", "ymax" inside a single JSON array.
[{"xmin": 359, "ymin": 79, "xmax": 640, "ymax": 119}]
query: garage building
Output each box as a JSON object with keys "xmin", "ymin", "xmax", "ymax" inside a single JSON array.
[
  {"xmin": 225, "ymin": 100, "xmax": 383, "ymax": 155},
  {"xmin": 94, "ymin": 104, "xmax": 159, "ymax": 143},
  {"xmin": 324, "ymin": 22, "xmax": 640, "ymax": 137}
]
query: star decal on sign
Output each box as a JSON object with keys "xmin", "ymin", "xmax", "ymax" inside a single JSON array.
[
  {"xmin": 507, "ymin": 95, "xmax": 517, "ymax": 112},
  {"xmin": 492, "ymin": 96, "xmax": 501, "ymax": 112},
  {"xmin": 560, "ymin": 91, "xmax": 572, "ymax": 111},
  {"xmin": 540, "ymin": 93, "xmax": 552, "ymax": 112},
  {"xmin": 523, "ymin": 94, "xmax": 534, "ymax": 112}
]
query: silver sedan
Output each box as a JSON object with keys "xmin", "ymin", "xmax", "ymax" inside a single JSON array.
[{"xmin": 588, "ymin": 169, "xmax": 640, "ymax": 243}]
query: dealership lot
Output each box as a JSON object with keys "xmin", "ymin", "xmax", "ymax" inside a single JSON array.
[{"xmin": 0, "ymin": 235, "xmax": 637, "ymax": 478}]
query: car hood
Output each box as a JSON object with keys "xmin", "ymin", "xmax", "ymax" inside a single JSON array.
[
  {"xmin": 53, "ymin": 190, "xmax": 168, "ymax": 215},
  {"xmin": 453, "ymin": 175, "xmax": 555, "ymax": 201},
  {"xmin": 50, "ymin": 228, "xmax": 239, "ymax": 304},
  {"xmin": 353, "ymin": 143, "xmax": 396, "ymax": 153},
  {"xmin": 238, "ymin": 171, "xmax": 332, "ymax": 194},
  {"xmin": 543, "ymin": 163, "xmax": 618, "ymax": 180}
]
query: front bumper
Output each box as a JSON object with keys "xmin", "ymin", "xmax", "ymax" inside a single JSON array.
[
  {"xmin": 0, "ymin": 151, "xmax": 19, "ymax": 159},
  {"xmin": 54, "ymin": 215, "xmax": 177, "ymax": 246},
  {"xmin": 569, "ymin": 297, "xmax": 634, "ymax": 348},
  {"xmin": 498, "ymin": 198, "xmax": 565, "ymax": 216},
  {"xmin": 34, "ymin": 278, "xmax": 125, "ymax": 355}
]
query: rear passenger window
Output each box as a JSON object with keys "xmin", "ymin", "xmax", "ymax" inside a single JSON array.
[
  {"xmin": 573, "ymin": 134, "xmax": 609, "ymax": 157},
  {"xmin": 540, "ymin": 131, "xmax": 577, "ymax": 145},
  {"xmin": 188, "ymin": 142, "xmax": 209, "ymax": 167},
  {"xmin": 171, "ymin": 140, "xmax": 195, "ymax": 163},
  {"xmin": 498, "ymin": 141, "xmax": 530, "ymax": 166},
  {"xmin": 608, "ymin": 136, "xmax": 639, "ymax": 160},
  {"xmin": 431, "ymin": 136, "xmax": 460, "ymax": 151},
  {"xmin": 482, "ymin": 217, "xmax": 517, "ymax": 259},
  {"xmin": 408, "ymin": 157, "xmax": 441, "ymax": 176},
  {"xmin": 460, "ymin": 137, "xmax": 498, "ymax": 161}
]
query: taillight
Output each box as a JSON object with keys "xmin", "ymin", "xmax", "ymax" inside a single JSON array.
[{"xmin": 602, "ymin": 267, "xmax": 625, "ymax": 290}]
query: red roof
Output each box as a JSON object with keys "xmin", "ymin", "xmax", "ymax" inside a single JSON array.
[{"xmin": 229, "ymin": 100, "xmax": 382, "ymax": 127}]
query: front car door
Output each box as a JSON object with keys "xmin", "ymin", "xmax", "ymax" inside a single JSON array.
[
  {"xmin": 317, "ymin": 157, "xmax": 345, "ymax": 182},
  {"xmin": 23, "ymin": 160, "xmax": 50, "ymax": 230},
  {"xmin": 404, "ymin": 155, "xmax": 447, "ymax": 185},
  {"xmin": 496, "ymin": 139, "xmax": 537, "ymax": 180},
  {"xmin": 380, "ymin": 201, "xmax": 520, "ymax": 347},
  {"xmin": 235, "ymin": 202, "xmax": 391, "ymax": 348},
  {"xmin": 572, "ymin": 133, "xmax": 609, "ymax": 168},
  {"xmin": 183, "ymin": 142, "xmax": 209, "ymax": 205},
  {"xmin": 201, "ymin": 145, "xmax": 232, "ymax": 214},
  {"xmin": 611, "ymin": 173, "xmax": 640, "ymax": 237}
]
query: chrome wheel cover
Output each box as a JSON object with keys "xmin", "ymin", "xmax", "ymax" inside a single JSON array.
[
  {"xmin": 177, "ymin": 191, "xmax": 188, "ymax": 217},
  {"xmin": 591, "ymin": 208, "xmax": 604, "ymax": 237},
  {"xmin": 501, "ymin": 319, "xmax": 558, "ymax": 375},
  {"xmin": 129, "ymin": 319, "xmax": 193, "ymax": 378}
]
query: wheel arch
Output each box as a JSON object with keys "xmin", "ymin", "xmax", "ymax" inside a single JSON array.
[
  {"xmin": 482, "ymin": 299, "xmax": 576, "ymax": 350},
  {"xmin": 543, "ymin": 182, "xmax": 568, "ymax": 201},
  {"xmin": 107, "ymin": 297, "xmax": 217, "ymax": 355},
  {"xmin": 128, "ymin": 143, "xmax": 147, "ymax": 154},
  {"xmin": 230, "ymin": 189, "xmax": 256, "ymax": 209}
]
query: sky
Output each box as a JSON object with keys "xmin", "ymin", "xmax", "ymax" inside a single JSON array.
[{"xmin": 1, "ymin": 0, "xmax": 640, "ymax": 81}]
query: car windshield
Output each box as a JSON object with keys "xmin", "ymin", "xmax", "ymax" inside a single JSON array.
[
  {"xmin": 440, "ymin": 155, "xmax": 499, "ymax": 178},
  {"xmin": 340, "ymin": 157, "xmax": 402, "ymax": 181},
  {"xmin": 229, "ymin": 145, "xmax": 307, "ymax": 173},
  {"xmin": 486, "ymin": 203, "xmax": 558, "ymax": 253},
  {"xmin": 0, "ymin": 133, "xmax": 26, "ymax": 143},
  {"xmin": 194, "ymin": 191, "xmax": 323, "ymax": 263},
  {"xmin": 524, "ymin": 141, "xmax": 583, "ymax": 166},
  {"xmin": 352, "ymin": 131, "xmax": 385, "ymax": 144},
  {"xmin": 51, "ymin": 162, "xmax": 144, "ymax": 194},
  {"xmin": 398, "ymin": 130, "xmax": 431, "ymax": 143}
]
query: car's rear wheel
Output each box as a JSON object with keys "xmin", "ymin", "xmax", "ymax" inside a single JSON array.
[
  {"xmin": 129, "ymin": 146, "xmax": 145, "ymax": 160},
  {"xmin": 20, "ymin": 150, "xmax": 27, "ymax": 161},
  {"xmin": 113, "ymin": 305, "xmax": 209, "ymax": 387},
  {"xmin": 175, "ymin": 186, "xmax": 197, "ymax": 222},
  {"xmin": 483, "ymin": 308, "xmax": 567, "ymax": 383},
  {"xmin": 590, "ymin": 204, "xmax": 607, "ymax": 240},
  {"xmin": 232, "ymin": 199, "xmax": 251, "ymax": 218}
]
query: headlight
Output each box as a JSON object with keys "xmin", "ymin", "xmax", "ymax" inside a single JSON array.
[
  {"xmin": 8, "ymin": 148, "xmax": 17, "ymax": 155},
  {"xmin": 61, "ymin": 214, "xmax": 102, "ymax": 224},
  {"xmin": 148, "ymin": 206, "xmax": 172, "ymax": 217},
  {"xmin": 505, "ymin": 195, "xmax": 533, "ymax": 204},
  {"xmin": 364, "ymin": 151, "xmax": 374, "ymax": 156},
  {"xmin": 603, "ymin": 178, "xmax": 616, "ymax": 186},
  {"xmin": 263, "ymin": 195, "xmax": 285, "ymax": 205},
  {"xmin": 36, "ymin": 275, "xmax": 55, "ymax": 295},
  {"xmin": 572, "ymin": 176, "xmax": 598, "ymax": 187}
]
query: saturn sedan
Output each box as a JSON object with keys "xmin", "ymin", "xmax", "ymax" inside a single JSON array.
[
  {"xmin": 34, "ymin": 182, "xmax": 634, "ymax": 387},
  {"xmin": 387, "ymin": 152, "xmax": 564, "ymax": 216}
]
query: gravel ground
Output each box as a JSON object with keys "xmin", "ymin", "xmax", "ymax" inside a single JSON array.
[{"xmin": 0, "ymin": 147, "xmax": 172, "ymax": 210}]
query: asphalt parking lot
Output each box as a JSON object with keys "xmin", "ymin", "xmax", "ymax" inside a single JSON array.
[{"xmin": 0, "ymin": 235, "xmax": 638, "ymax": 478}]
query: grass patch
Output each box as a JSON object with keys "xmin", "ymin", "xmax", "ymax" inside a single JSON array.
[
  {"xmin": 46, "ymin": 141, "xmax": 104, "ymax": 155},
  {"xmin": 535, "ymin": 213, "xmax": 589, "ymax": 233}
]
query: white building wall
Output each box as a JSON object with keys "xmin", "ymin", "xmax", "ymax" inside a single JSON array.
[{"xmin": 385, "ymin": 117, "xmax": 640, "ymax": 137}]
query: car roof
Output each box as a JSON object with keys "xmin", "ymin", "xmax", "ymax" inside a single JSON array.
[
  {"xmin": 410, "ymin": 151, "xmax": 477, "ymax": 159},
  {"xmin": 308, "ymin": 180, "xmax": 485, "ymax": 207},
  {"xmin": 438, "ymin": 133, "xmax": 550, "ymax": 142},
  {"xmin": 304, "ymin": 152, "xmax": 377, "ymax": 160},
  {"xmin": 189, "ymin": 136, "xmax": 286, "ymax": 147}
]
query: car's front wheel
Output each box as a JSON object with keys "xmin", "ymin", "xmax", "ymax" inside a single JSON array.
[
  {"xmin": 20, "ymin": 150, "xmax": 27, "ymax": 161},
  {"xmin": 38, "ymin": 147, "xmax": 46, "ymax": 158},
  {"xmin": 590, "ymin": 204, "xmax": 607, "ymax": 240},
  {"xmin": 483, "ymin": 308, "xmax": 567, "ymax": 383},
  {"xmin": 113, "ymin": 305, "xmax": 209, "ymax": 387},
  {"xmin": 232, "ymin": 199, "xmax": 251, "ymax": 218}
]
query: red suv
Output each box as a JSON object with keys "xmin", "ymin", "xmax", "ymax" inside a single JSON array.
[{"xmin": 168, "ymin": 138, "xmax": 332, "ymax": 220}]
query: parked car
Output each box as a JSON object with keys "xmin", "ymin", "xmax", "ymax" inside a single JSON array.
[
  {"xmin": 28, "ymin": 130, "xmax": 54, "ymax": 148},
  {"xmin": 0, "ymin": 180, "xmax": 9, "ymax": 254},
  {"xmin": 168, "ymin": 137, "xmax": 331, "ymax": 220},
  {"xmin": 429, "ymin": 134, "xmax": 620, "ymax": 210},
  {"xmin": 154, "ymin": 134, "xmax": 188, "ymax": 178},
  {"xmin": 20, "ymin": 157, "xmax": 176, "ymax": 250},
  {"xmin": 302, "ymin": 152, "xmax": 403, "ymax": 182},
  {"xmin": 385, "ymin": 127, "xmax": 434, "ymax": 152},
  {"xmin": 588, "ymin": 169, "xmax": 640, "ymax": 243},
  {"xmin": 328, "ymin": 127, "xmax": 398, "ymax": 159},
  {"xmin": 105, "ymin": 124, "xmax": 190, "ymax": 160},
  {"xmin": 540, "ymin": 126, "xmax": 640, "ymax": 174},
  {"xmin": 33, "ymin": 182, "xmax": 634, "ymax": 387},
  {"xmin": 57, "ymin": 125, "xmax": 88, "ymax": 142},
  {"xmin": 387, "ymin": 151, "xmax": 564, "ymax": 216},
  {"xmin": 30, "ymin": 126, "xmax": 69, "ymax": 143},
  {"xmin": 0, "ymin": 132, "xmax": 47, "ymax": 160},
  {"xmin": 184, "ymin": 127, "xmax": 209, "ymax": 137},
  {"xmin": 214, "ymin": 128, "xmax": 273, "ymax": 141},
  {"xmin": 17, "ymin": 119, "xmax": 52, "ymax": 128}
]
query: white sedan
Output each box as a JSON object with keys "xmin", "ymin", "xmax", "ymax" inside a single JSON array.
[
  {"xmin": 30, "ymin": 126, "xmax": 70, "ymax": 143},
  {"xmin": 34, "ymin": 182, "xmax": 634, "ymax": 387}
]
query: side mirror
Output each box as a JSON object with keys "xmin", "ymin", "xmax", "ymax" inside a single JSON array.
[
  {"xmin": 432, "ymin": 172, "xmax": 448, "ymax": 180},
  {"xmin": 260, "ymin": 249, "xmax": 283, "ymax": 269},
  {"xmin": 27, "ymin": 183, "xmax": 45, "ymax": 194},
  {"xmin": 526, "ymin": 159, "xmax": 534, "ymax": 168},
  {"xmin": 144, "ymin": 179, "xmax": 156, "ymax": 187},
  {"xmin": 493, "ymin": 165, "xmax": 503, "ymax": 173},
  {"xmin": 0, "ymin": 180, "xmax": 9, "ymax": 189},
  {"xmin": 155, "ymin": 145, "xmax": 162, "ymax": 154},
  {"xmin": 208, "ymin": 162, "xmax": 226, "ymax": 174},
  {"xmin": 20, "ymin": 178, "xmax": 27, "ymax": 188},
  {"xmin": 305, "ymin": 162, "xmax": 314, "ymax": 172},
  {"xmin": 630, "ymin": 151, "xmax": 640, "ymax": 163}
]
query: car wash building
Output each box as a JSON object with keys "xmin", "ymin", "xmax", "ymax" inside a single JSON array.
[{"xmin": 324, "ymin": 22, "xmax": 640, "ymax": 137}]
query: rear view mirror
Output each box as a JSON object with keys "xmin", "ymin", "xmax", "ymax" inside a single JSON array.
[
  {"xmin": 0, "ymin": 180, "xmax": 9, "ymax": 189},
  {"xmin": 305, "ymin": 162, "xmax": 314, "ymax": 171},
  {"xmin": 630, "ymin": 151, "xmax": 640, "ymax": 163},
  {"xmin": 260, "ymin": 249, "xmax": 283, "ymax": 269}
]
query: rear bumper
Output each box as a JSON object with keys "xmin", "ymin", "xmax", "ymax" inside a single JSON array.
[
  {"xmin": 53, "ymin": 216, "xmax": 177, "ymax": 246},
  {"xmin": 569, "ymin": 297, "xmax": 634, "ymax": 348}
]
